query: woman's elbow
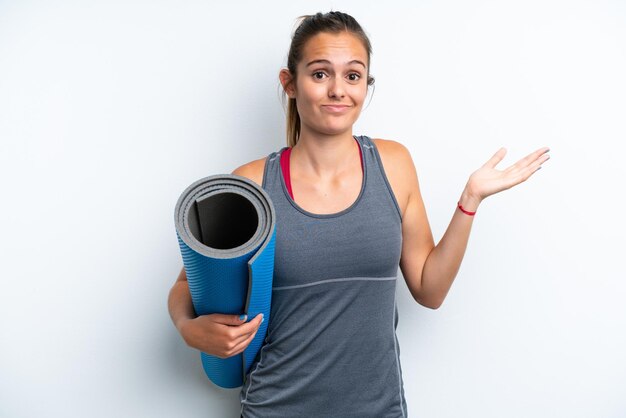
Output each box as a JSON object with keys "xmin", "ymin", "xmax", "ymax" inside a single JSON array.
[{"xmin": 414, "ymin": 294, "xmax": 444, "ymax": 310}]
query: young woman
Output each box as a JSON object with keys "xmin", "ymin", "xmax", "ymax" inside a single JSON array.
[{"xmin": 168, "ymin": 11, "xmax": 550, "ymax": 418}]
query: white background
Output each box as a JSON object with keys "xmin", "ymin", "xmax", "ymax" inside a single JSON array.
[{"xmin": 1, "ymin": 1, "xmax": 625, "ymax": 417}]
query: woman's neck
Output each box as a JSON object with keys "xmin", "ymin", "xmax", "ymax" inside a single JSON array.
[{"xmin": 290, "ymin": 132, "xmax": 357, "ymax": 179}]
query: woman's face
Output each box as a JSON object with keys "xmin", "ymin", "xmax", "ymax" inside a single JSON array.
[{"xmin": 288, "ymin": 31, "xmax": 369, "ymax": 137}]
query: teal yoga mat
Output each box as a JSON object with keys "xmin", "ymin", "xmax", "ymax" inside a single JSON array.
[{"xmin": 174, "ymin": 174, "xmax": 276, "ymax": 388}]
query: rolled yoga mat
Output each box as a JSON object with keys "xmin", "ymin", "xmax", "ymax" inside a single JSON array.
[{"xmin": 174, "ymin": 174, "xmax": 276, "ymax": 388}]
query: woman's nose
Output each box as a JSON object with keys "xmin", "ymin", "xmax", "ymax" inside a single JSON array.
[{"xmin": 328, "ymin": 77, "xmax": 345, "ymax": 98}]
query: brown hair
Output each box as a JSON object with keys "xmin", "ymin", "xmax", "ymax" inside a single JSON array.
[{"xmin": 282, "ymin": 11, "xmax": 375, "ymax": 147}]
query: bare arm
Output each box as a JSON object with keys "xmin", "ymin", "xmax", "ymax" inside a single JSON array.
[
  {"xmin": 168, "ymin": 267, "xmax": 197, "ymax": 332},
  {"xmin": 419, "ymin": 147, "xmax": 550, "ymax": 308},
  {"xmin": 415, "ymin": 190, "xmax": 480, "ymax": 309},
  {"xmin": 397, "ymin": 145, "xmax": 550, "ymax": 309}
]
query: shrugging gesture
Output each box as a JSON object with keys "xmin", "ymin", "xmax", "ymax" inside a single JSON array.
[{"xmin": 400, "ymin": 144, "xmax": 551, "ymax": 309}]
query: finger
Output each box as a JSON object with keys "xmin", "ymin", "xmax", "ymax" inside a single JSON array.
[
  {"xmin": 528, "ymin": 152, "xmax": 550, "ymax": 174},
  {"xmin": 510, "ymin": 147, "xmax": 550, "ymax": 171},
  {"xmin": 234, "ymin": 313, "xmax": 264, "ymax": 336},
  {"xmin": 483, "ymin": 147, "xmax": 507, "ymax": 169},
  {"xmin": 511, "ymin": 154, "xmax": 549, "ymax": 185},
  {"xmin": 211, "ymin": 313, "xmax": 248, "ymax": 326},
  {"xmin": 243, "ymin": 313, "xmax": 264, "ymax": 332},
  {"xmin": 224, "ymin": 319, "xmax": 262, "ymax": 357},
  {"xmin": 229, "ymin": 319, "xmax": 263, "ymax": 348},
  {"xmin": 229, "ymin": 327, "xmax": 260, "ymax": 357},
  {"xmin": 226, "ymin": 313, "xmax": 264, "ymax": 338}
]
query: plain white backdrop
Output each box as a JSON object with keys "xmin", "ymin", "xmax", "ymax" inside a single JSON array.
[{"xmin": 1, "ymin": 0, "xmax": 625, "ymax": 417}]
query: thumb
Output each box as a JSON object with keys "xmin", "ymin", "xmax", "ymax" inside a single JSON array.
[
  {"xmin": 483, "ymin": 147, "xmax": 507, "ymax": 169},
  {"xmin": 211, "ymin": 313, "xmax": 248, "ymax": 326}
]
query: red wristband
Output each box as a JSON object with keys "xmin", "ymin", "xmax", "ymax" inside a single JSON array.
[{"xmin": 457, "ymin": 201, "xmax": 476, "ymax": 216}]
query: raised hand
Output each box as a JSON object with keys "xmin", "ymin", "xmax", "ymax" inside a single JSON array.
[{"xmin": 465, "ymin": 146, "xmax": 550, "ymax": 202}]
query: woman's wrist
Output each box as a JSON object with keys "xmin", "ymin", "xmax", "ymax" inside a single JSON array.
[{"xmin": 458, "ymin": 186, "xmax": 482, "ymax": 213}]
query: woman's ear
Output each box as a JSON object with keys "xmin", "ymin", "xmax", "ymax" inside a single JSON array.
[{"xmin": 279, "ymin": 68, "xmax": 296, "ymax": 98}]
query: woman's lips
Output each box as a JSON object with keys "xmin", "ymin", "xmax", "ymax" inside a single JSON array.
[{"xmin": 322, "ymin": 105, "xmax": 350, "ymax": 113}]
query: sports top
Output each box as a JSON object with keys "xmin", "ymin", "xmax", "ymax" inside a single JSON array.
[{"xmin": 240, "ymin": 135, "xmax": 407, "ymax": 418}]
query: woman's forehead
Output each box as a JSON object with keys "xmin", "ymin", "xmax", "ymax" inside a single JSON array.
[{"xmin": 300, "ymin": 32, "xmax": 368, "ymax": 67}]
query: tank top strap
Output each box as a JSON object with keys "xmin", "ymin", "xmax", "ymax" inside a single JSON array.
[
  {"xmin": 261, "ymin": 147, "xmax": 286, "ymax": 193},
  {"xmin": 357, "ymin": 135, "xmax": 403, "ymax": 222}
]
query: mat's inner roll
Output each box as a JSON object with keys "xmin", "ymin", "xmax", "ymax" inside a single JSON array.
[
  {"xmin": 175, "ymin": 174, "xmax": 276, "ymax": 389},
  {"xmin": 191, "ymin": 192, "xmax": 258, "ymax": 249}
]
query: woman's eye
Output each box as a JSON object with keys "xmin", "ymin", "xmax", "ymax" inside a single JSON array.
[{"xmin": 312, "ymin": 71, "xmax": 360, "ymax": 81}]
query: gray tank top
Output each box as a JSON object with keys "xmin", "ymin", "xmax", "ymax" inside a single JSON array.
[{"xmin": 240, "ymin": 135, "xmax": 408, "ymax": 418}]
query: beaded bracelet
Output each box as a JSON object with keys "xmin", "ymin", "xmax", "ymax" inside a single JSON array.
[{"xmin": 457, "ymin": 201, "xmax": 476, "ymax": 216}]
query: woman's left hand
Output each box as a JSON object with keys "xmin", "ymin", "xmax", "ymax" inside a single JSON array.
[{"xmin": 465, "ymin": 146, "xmax": 551, "ymax": 202}]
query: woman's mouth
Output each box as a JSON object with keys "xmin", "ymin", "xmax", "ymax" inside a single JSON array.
[{"xmin": 322, "ymin": 105, "xmax": 350, "ymax": 113}]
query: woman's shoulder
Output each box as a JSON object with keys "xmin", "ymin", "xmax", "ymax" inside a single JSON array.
[
  {"xmin": 231, "ymin": 156, "xmax": 267, "ymax": 187},
  {"xmin": 371, "ymin": 137, "xmax": 409, "ymax": 156},
  {"xmin": 371, "ymin": 138, "xmax": 414, "ymax": 171}
]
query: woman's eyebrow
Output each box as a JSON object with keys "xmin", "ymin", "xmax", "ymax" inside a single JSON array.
[{"xmin": 305, "ymin": 59, "xmax": 367, "ymax": 69}]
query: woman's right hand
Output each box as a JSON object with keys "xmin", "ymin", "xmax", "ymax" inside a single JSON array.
[
  {"xmin": 178, "ymin": 312, "xmax": 265, "ymax": 359},
  {"xmin": 168, "ymin": 267, "xmax": 265, "ymax": 359}
]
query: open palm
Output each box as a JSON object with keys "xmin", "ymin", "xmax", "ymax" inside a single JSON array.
[{"xmin": 467, "ymin": 146, "xmax": 551, "ymax": 201}]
